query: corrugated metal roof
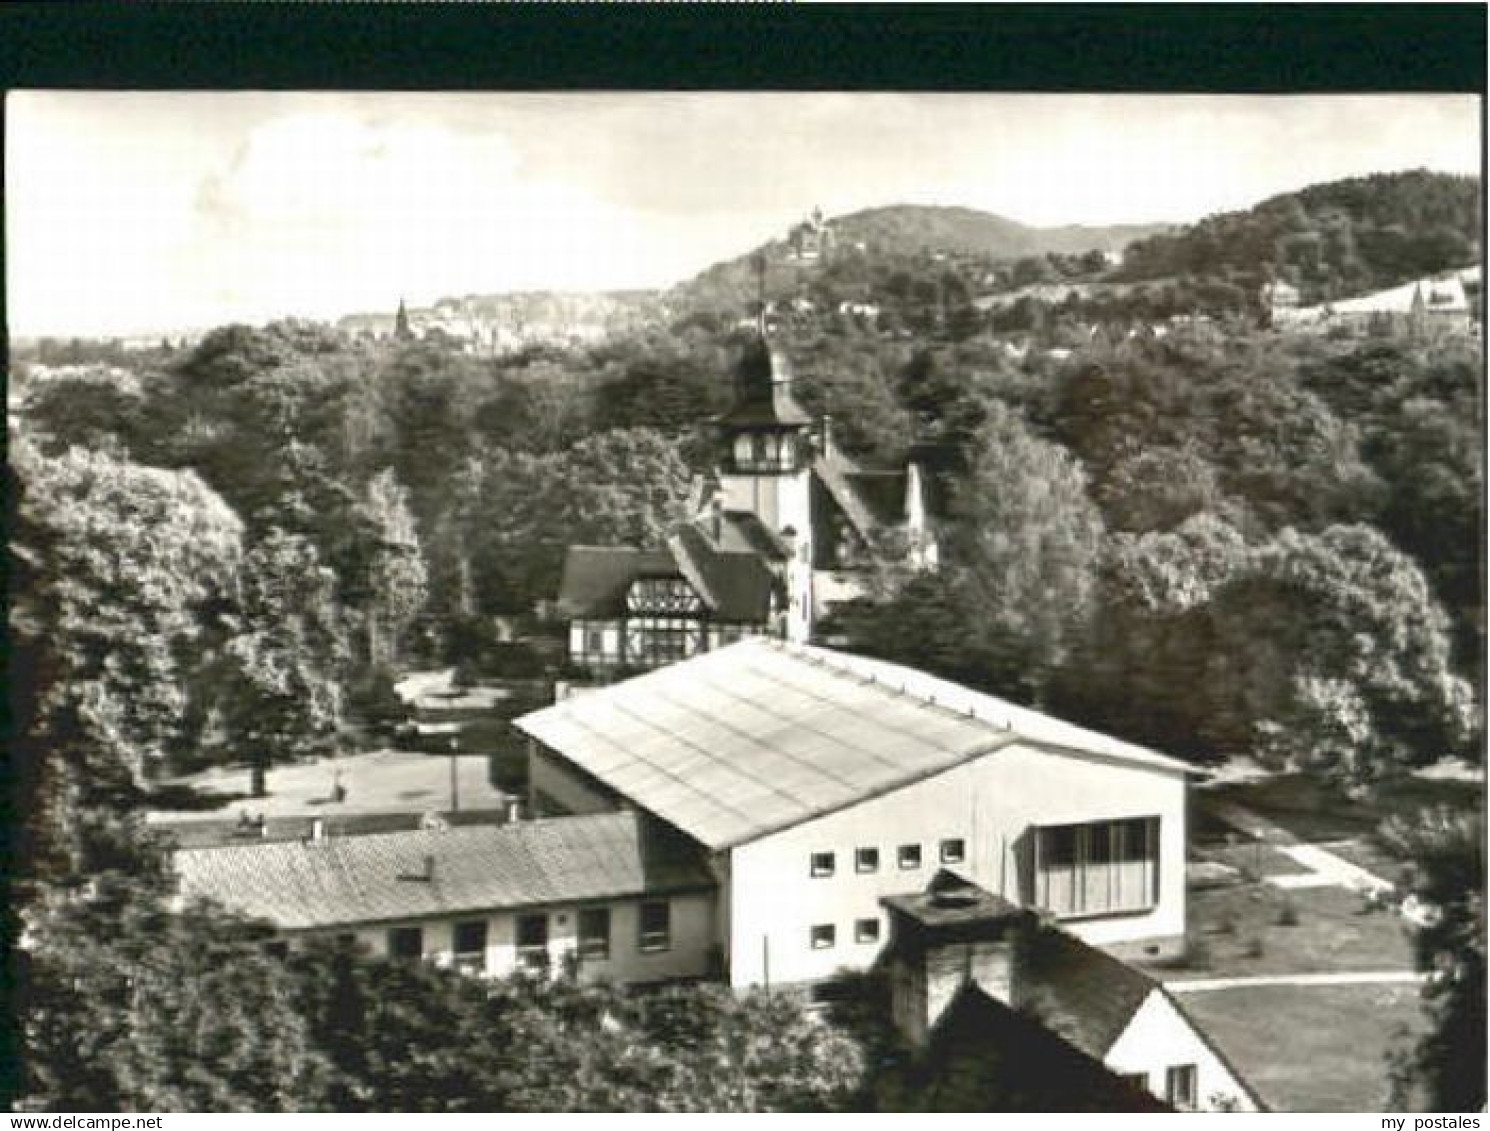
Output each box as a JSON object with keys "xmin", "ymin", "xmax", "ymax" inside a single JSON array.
[
  {"xmin": 515, "ymin": 639, "xmax": 1190, "ymax": 851},
  {"xmin": 173, "ymin": 811, "xmax": 713, "ymax": 931}
]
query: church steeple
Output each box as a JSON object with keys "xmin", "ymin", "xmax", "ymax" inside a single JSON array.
[{"xmin": 394, "ymin": 298, "xmax": 413, "ymax": 341}]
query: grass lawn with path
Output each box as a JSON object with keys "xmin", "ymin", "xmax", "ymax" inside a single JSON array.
[
  {"xmin": 1171, "ymin": 882, "xmax": 1414, "ymax": 978},
  {"xmin": 1177, "ymin": 983, "xmax": 1424, "ymax": 1111},
  {"xmin": 1200, "ymin": 773, "xmax": 1482, "ymax": 845}
]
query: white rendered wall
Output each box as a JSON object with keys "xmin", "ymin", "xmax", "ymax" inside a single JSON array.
[
  {"xmin": 718, "ymin": 466, "xmax": 812, "ymax": 549},
  {"xmin": 329, "ymin": 890, "xmax": 716, "ymax": 985},
  {"xmin": 726, "ymin": 742, "xmax": 1187, "ymax": 988},
  {"xmin": 1105, "ymin": 990, "xmax": 1259, "ymax": 1112}
]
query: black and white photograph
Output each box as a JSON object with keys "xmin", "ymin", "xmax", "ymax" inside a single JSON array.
[{"xmin": 5, "ymin": 7, "xmax": 1486, "ymax": 1116}]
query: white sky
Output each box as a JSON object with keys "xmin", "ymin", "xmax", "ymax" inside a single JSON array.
[{"xmin": 6, "ymin": 91, "xmax": 1481, "ymax": 338}]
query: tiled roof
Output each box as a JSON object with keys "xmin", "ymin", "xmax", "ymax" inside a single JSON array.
[
  {"xmin": 669, "ymin": 525, "xmax": 777, "ymax": 623},
  {"xmin": 936, "ymin": 986, "xmax": 1168, "ymax": 1111},
  {"xmin": 555, "ymin": 546, "xmax": 679, "ymax": 618},
  {"xmin": 173, "ymin": 811, "xmax": 714, "ymax": 931},
  {"xmin": 1013, "ymin": 924, "xmax": 1159, "ymax": 1060},
  {"xmin": 515, "ymin": 639, "xmax": 1190, "ymax": 851},
  {"xmin": 812, "ymin": 456, "xmax": 886, "ymax": 540},
  {"xmin": 556, "ymin": 523, "xmax": 778, "ymax": 624},
  {"xmin": 713, "ymin": 510, "xmax": 790, "ymax": 559}
]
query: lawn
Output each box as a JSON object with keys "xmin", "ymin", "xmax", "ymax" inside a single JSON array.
[
  {"xmin": 1177, "ymin": 983, "xmax": 1424, "ymax": 1111},
  {"xmin": 1152, "ymin": 882, "xmax": 1414, "ymax": 979},
  {"xmin": 1197, "ymin": 840, "xmax": 1312, "ymax": 879},
  {"xmin": 1200, "ymin": 773, "xmax": 1483, "ymax": 845}
]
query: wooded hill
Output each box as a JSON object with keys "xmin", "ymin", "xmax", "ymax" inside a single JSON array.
[
  {"xmin": 1118, "ymin": 169, "xmax": 1481, "ymax": 305},
  {"xmin": 667, "ymin": 204, "xmax": 1170, "ymax": 315}
]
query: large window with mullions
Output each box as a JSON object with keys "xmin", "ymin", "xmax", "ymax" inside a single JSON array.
[{"xmin": 1032, "ymin": 816, "xmax": 1159, "ymax": 918}]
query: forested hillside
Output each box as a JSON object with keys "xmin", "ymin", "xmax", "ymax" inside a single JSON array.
[
  {"xmin": 668, "ymin": 204, "xmax": 1168, "ymax": 318},
  {"xmin": 1119, "ymin": 170, "xmax": 1481, "ymax": 304}
]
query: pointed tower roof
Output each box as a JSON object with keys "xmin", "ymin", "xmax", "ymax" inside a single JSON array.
[{"xmin": 716, "ymin": 327, "xmax": 813, "ymax": 428}]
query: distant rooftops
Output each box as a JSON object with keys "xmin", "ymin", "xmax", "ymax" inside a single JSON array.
[
  {"xmin": 515, "ymin": 639, "xmax": 1192, "ymax": 852},
  {"xmin": 173, "ymin": 810, "xmax": 713, "ymax": 931}
]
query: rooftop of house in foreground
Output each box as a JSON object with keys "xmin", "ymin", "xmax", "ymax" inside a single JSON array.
[
  {"xmin": 515, "ymin": 639, "xmax": 1192, "ymax": 852},
  {"xmin": 172, "ymin": 811, "xmax": 713, "ymax": 931}
]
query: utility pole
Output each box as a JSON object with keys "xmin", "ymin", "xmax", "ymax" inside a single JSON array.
[{"xmin": 448, "ymin": 734, "xmax": 460, "ymax": 812}]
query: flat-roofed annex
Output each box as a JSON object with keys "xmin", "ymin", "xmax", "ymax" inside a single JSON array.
[{"xmin": 515, "ymin": 639, "xmax": 1192, "ymax": 852}]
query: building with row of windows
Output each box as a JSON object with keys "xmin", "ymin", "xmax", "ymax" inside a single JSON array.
[{"xmin": 173, "ymin": 639, "xmax": 1259, "ymax": 1110}]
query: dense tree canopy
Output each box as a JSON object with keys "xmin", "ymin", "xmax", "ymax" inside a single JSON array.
[{"xmin": 1379, "ymin": 807, "xmax": 1486, "ymax": 1111}]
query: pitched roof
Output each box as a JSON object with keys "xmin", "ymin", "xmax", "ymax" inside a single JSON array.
[
  {"xmin": 669, "ymin": 525, "xmax": 777, "ymax": 622},
  {"xmin": 514, "ymin": 639, "xmax": 1191, "ymax": 851},
  {"xmin": 711, "ymin": 510, "xmax": 790, "ymax": 559},
  {"xmin": 934, "ymin": 986, "xmax": 1169, "ymax": 1111},
  {"xmin": 812, "ymin": 456, "xmax": 887, "ymax": 540},
  {"xmin": 1018, "ymin": 924, "xmax": 1268, "ymax": 1110},
  {"xmin": 556, "ymin": 546, "xmax": 679, "ymax": 618},
  {"xmin": 843, "ymin": 469, "xmax": 912, "ymax": 526},
  {"xmin": 556, "ymin": 523, "xmax": 778, "ymax": 624},
  {"xmin": 173, "ymin": 811, "xmax": 714, "ymax": 931},
  {"xmin": 717, "ymin": 338, "xmax": 814, "ymax": 428},
  {"xmin": 1013, "ymin": 924, "xmax": 1160, "ymax": 1060}
]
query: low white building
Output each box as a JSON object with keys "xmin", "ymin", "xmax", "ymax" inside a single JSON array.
[
  {"xmin": 173, "ymin": 810, "xmax": 719, "ymax": 984},
  {"xmin": 516, "ymin": 638, "xmax": 1194, "ymax": 986}
]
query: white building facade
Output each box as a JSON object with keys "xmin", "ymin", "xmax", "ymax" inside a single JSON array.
[{"xmin": 517, "ymin": 639, "xmax": 1192, "ymax": 991}]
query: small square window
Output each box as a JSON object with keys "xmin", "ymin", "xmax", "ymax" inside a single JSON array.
[
  {"xmin": 810, "ymin": 924, "xmax": 836, "ymax": 950},
  {"xmin": 855, "ymin": 917, "xmax": 881, "ymax": 944},
  {"xmin": 898, "ymin": 844, "xmax": 922, "ymax": 870},
  {"xmin": 810, "ymin": 851, "xmax": 835, "ymax": 878},
  {"xmin": 940, "ymin": 838, "xmax": 966, "ymax": 864},
  {"xmin": 855, "ymin": 847, "xmax": 879, "ymax": 873}
]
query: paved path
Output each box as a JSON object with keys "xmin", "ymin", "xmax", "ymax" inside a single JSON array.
[
  {"xmin": 1267, "ymin": 843, "xmax": 1394, "ymax": 892},
  {"xmin": 1165, "ymin": 971, "xmax": 1426, "ymax": 993},
  {"xmin": 1206, "ymin": 799, "xmax": 1394, "ymax": 893}
]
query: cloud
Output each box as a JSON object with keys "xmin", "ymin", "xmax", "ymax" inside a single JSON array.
[{"xmin": 6, "ymin": 91, "xmax": 1481, "ymax": 337}]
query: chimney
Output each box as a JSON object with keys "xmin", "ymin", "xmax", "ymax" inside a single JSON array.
[
  {"xmin": 884, "ymin": 877, "xmax": 1028, "ymax": 1047},
  {"xmin": 309, "ymin": 817, "xmax": 326, "ymax": 844},
  {"xmin": 820, "ymin": 414, "xmax": 835, "ymax": 459}
]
